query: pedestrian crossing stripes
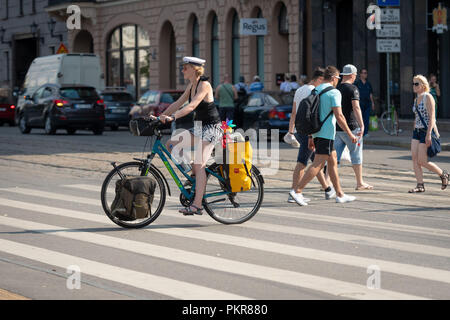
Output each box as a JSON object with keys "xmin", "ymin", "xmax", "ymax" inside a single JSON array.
[{"xmin": 0, "ymin": 183, "xmax": 449, "ymax": 300}]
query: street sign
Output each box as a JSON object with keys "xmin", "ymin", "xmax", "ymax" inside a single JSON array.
[
  {"xmin": 377, "ymin": 0, "xmax": 400, "ymax": 6},
  {"xmin": 376, "ymin": 24, "xmax": 401, "ymax": 38},
  {"xmin": 239, "ymin": 18, "xmax": 268, "ymax": 36},
  {"xmin": 377, "ymin": 39, "xmax": 401, "ymax": 52},
  {"xmin": 380, "ymin": 8, "xmax": 400, "ymax": 23},
  {"xmin": 56, "ymin": 43, "xmax": 69, "ymax": 54}
]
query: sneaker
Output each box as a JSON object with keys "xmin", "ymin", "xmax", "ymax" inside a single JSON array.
[
  {"xmin": 289, "ymin": 190, "xmax": 308, "ymax": 206},
  {"xmin": 336, "ymin": 194, "xmax": 356, "ymax": 204},
  {"xmin": 288, "ymin": 193, "xmax": 310, "ymax": 203},
  {"xmin": 325, "ymin": 187, "xmax": 336, "ymax": 200}
]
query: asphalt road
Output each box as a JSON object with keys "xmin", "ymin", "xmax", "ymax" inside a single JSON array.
[{"xmin": 0, "ymin": 125, "xmax": 449, "ymax": 300}]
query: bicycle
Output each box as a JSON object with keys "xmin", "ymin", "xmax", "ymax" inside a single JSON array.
[
  {"xmin": 380, "ymin": 104, "xmax": 401, "ymax": 136},
  {"xmin": 100, "ymin": 119, "xmax": 265, "ymax": 229}
]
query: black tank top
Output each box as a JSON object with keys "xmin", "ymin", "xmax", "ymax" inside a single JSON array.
[{"xmin": 189, "ymin": 77, "xmax": 221, "ymax": 125}]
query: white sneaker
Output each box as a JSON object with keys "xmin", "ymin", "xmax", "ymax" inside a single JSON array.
[
  {"xmin": 336, "ymin": 194, "xmax": 356, "ymax": 204},
  {"xmin": 288, "ymin": 193, "xmax": 310, "ymax": 203},
  {"xmin": 289, "ymin": 190, "xmax": 309, "ymax": 206},
  {"xmin": 325, "ymin": 187, "xmax": 336, "ymax": 200}
]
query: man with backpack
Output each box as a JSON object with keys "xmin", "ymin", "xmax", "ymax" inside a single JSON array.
[
  {"xmin": 286, "ymin": 67, "xmax": 335, "ymax": 204},
  {"xmin": 290, "ymin": 66, "xmax": 357, "ymax": 206},
  {"xmin": 215, "ymin": 74, "xmax": 238, "ymax": 121}
]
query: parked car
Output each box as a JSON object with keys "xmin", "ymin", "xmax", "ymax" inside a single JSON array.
[
  {"xmin": 129, "ymin": 89, "xmax": 192, "ymax": 132},
  {"xmin": 18, "ymin": 84, "xmax": 105, "ymax": 135},
  {"xmin": 259, "ymin": 91, "xmax": 295, "ymax": 137},
  {"xmin": 0, "ymin": 96, "xmax": 15, "ymax": 126},
  {"xmin": 100, "ymin": 88, "xmax": 134, "ymax": 130},
  {"xmin": 15, "ymin": 53, "xmax": 105, "ymax": 125}
]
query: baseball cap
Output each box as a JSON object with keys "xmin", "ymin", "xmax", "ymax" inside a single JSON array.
[
  {"xmin": 182, "ymin": 56, "xmax": 206, "ymax": 67},
  {"xmin": 341, "ymin": 64, "xmax": 357, "ymax": 76}
]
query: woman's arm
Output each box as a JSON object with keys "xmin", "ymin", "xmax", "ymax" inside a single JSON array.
[
  {"xmin": 161, "ymin": 86, "xmax": 190, "ymax": 117},
  {"xmin": 174, "ymin": 81, "xmax": 210, "ymax": 120},
  {"xmin": 425, "ymin": 93, "xmax": 436, "ymax": 144}
]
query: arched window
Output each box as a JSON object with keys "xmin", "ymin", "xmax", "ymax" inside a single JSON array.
[
  {"xmin": 278, "ymin": 4, "xmax": 289, "ymax": 35},
  {"xmin": 232, "ymin": 12, "xmax": 240, "ymax": 84},
  {"xmin": 106, "ymin": 24, "xmax": 150, "ymax": 99},
  {"xmin": 256, "ymin": 9, "xmax": 264, "ymax": 82},
  {"xmin": 211, "ymin": 14, "xmax": 220, "ymax": 89},
  {"xmin": 192, "ymin": 16, "xmax": 200, "ymax": 57}
]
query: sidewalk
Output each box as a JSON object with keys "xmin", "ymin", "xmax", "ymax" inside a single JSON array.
[{"xmin": 364, "ymin": 119, "xmax": 450, "ymax": 151}]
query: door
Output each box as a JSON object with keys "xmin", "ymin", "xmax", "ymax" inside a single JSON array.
[
  {"xmin": 37, "ymin": 87, "xmax": 55, "ymax": 125},
  {"xmin": 27, "ymin": 87, "xmax": 44, "ymax": 125}
]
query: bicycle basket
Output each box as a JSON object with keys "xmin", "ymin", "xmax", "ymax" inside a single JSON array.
[{"xmin": 129, "ymin": 118, "xmax": 158, "ymax": 136}]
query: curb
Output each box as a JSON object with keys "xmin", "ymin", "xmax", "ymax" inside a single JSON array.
[{"xmin": 364, "ymin": 139, "xmax": 450, "ymax": 151}]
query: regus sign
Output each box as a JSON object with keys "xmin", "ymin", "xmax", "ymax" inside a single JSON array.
[{"xmin": 240, "ymin": 19, "xmax": 268, "ymax": 36}]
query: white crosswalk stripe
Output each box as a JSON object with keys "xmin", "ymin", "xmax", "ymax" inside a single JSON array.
[{"xmin": 0, "ymin": 183, "xmax": 449, "ymax": 300}]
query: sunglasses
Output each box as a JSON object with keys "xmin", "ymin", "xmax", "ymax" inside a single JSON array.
[
  {"xmin": 333, "ymin": 75, "xmax": 341, "ymax": 80},
  {"xmin": 413, "ymin": 82, "xmax": 421, "ymax": 87}
]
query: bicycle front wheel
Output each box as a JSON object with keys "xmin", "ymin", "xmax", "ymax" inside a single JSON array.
[
  {"xmin": 203, "ymin": 163, "xmax": 264, "ymax": 225},
  {"xmin": 101, "ymin": 161, "xmax": 166, "ymax": 228}
]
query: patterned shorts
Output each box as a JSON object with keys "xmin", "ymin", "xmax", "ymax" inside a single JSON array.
[{"xmin": 189, "ymin": 122, "xmax": 224, "ymax": 145}]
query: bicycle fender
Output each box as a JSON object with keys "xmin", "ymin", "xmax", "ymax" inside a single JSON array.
[
  {"xmin": 252, "ymin": 166, "xmax": 265, "ymax": 184},
  {"xmin": 150, "ymin": 164, "xmax": 172, "ymax": 197}
]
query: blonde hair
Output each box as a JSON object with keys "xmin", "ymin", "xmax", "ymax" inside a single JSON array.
[
  {"xmin": 193, "ymin": 65, "xmax": 205, "ymax": 77},
  {"xmin": 413, "ymin": 75, "xmax": 430, "ymax": 93}
]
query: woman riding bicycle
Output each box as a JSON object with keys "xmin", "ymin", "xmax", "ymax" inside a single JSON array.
[{"xmin": 156, "ymin": 56, "xmax": 223, "ymax": 215}]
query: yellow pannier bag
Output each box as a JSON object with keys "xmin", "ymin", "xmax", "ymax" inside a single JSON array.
[{"xmin": 226, "ymin": 139, "xmax": 253, "ymax": 193}]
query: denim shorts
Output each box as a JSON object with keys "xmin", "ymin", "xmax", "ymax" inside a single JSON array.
[
  {"xmin": 335, "ymin": 129, "xmax": 363, "ymax": 165},
  {"xmin": 294, "ymin": 133, "xmax": 315, "ymax": 166},
  {"xmin": 412, "ymin": 128, "xmax": 427, "ymax": 144}
]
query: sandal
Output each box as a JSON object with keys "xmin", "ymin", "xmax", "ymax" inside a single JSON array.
[
  {"xmin": 440, "ymin": 170, "xmax": 449, "ymax": 190},
  {"xmin": 179, "ymin": 204, "xmax": 203, "ymax": 216},
  {"xmin": 356, "ymin": 184, "xmax": 374, "ymax": 191},
  {"xmin": 408, "ymin": 183, "xmax": 425, "ymax": 193}
]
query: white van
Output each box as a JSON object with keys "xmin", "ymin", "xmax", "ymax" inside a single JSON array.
[{"xmin": 16, "ymin": 54, "xmax": 105, "ymax": 121}]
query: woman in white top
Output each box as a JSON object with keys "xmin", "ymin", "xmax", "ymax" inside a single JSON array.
[{"xmin": 409, "ymin": 75, "xmax": 448, "ymax": 193}]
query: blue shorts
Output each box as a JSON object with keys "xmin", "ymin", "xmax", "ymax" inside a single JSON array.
[
  {"xmin": 412, "ymin": 128, "xmax": 426, "ymax": 144},
  {"xmin": 294, "ymin": 133, "xmax": 315, "ymax": 166},
  {"xmin": 335, "ymin": 129, "xmax": 363, "ymax": 165}
]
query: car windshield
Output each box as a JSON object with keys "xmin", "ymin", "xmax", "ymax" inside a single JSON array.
[
  {"xmin": 265, "ymin": 94, "xmax": 280, "ymax": 106},
  {"xmin": 277, "ymin": 93, "xmax": 294, "ymax": 105},
  {"xmin": 60, "ymin": 87, "xmax": 99, "ymax": 100},
  {"xmin": 102, "ymin": 93, "xmax": 134, "ymax": 102},
  {"xmin": 138, "ymin": 91, "xmax": 158, "ymax": 105},
  {"xmin": 0, "ymin": 96, "xmax": 11, "ymax": 104},
  {"xmin": 161, "ymin": 92, "xmax": 183, "ymax": 104}
]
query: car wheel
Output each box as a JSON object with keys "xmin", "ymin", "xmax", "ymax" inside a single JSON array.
[
  {"xmin": 9, "ymin": 121, "xmax": 15, "ymax": 127},
  {"xmin": 93, "ymin": 127, "xmax": 104, "ymax": 135},
  {"xmin": 44, "ymin": 116, "xmax": 56, "ymax": 135},
  {"xmin": 19, "ymin": 114, "xmax": 31, "ymax": 134},
  {"xmin": 110, "ymin": 125, "xmax": 119, "ymax": 131},
  {"xmin": 67, "ymin": 128, "xmax": 76, "ymax": 135}
]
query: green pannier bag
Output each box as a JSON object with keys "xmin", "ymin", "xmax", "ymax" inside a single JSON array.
[{"xmin": 111, "ymin": 176, "xmax": 156, "ymax": 221}]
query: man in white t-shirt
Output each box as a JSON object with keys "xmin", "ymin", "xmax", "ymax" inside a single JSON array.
[{"xmin": 286, "ymin": 67, "xmax": 336, "ymax": 203}]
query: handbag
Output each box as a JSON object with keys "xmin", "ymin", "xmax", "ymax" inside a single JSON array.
[{"xmin": 415, "ymin": 98, "xmax": 441, "ymax": 158}]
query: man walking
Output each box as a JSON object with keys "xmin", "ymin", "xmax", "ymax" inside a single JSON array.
[
  {"xmin": 215, "ymin": 74, "xmax": 237, "ymax": 121},
  {"xmin": 354, "ymin": 68, "xmax": 375, "ymax": 136},
  {"xmin": 289, "ymin": 66, "xmax": 357, "ymax": 206},
  {"xmin": 287, "ymin": 67, "xmax": 335, "ymax": 203},
  {"xmin": 336, "ymin": 65, "xmax": 373, "ymax": 191},
  {"xmin": 249, "ymin": 75, "xmax": 264, "ymax": 92}
]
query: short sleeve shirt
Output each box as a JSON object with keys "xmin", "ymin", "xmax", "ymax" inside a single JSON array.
[
  {"xmin": 336, "ymin": 83, "xmax": 360, "ymax": 131},
  {"xmin": 311, "ymin": 83, "xmax": 342, "ymax": 141}
]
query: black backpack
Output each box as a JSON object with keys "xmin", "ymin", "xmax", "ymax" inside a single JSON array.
[{"xmin": 295, "ymin": 86, "xmax": 335, "ymax": 135}]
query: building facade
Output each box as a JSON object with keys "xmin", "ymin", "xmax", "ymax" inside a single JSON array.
[
  {"xmin": 1, "ymin": 0, "xmax": 449, "ymax": 118},
  {"xmin": 0, "ymin": 0, "xmax": 68, "ymax": 93}
]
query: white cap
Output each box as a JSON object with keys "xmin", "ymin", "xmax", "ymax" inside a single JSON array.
[
  {"xmin": 341, "ymin": 64, "xmax": 358, "ymax": 76},
  {"xmin": 182, "ymin": 56, "xmax": 206, "ymax": 67}
]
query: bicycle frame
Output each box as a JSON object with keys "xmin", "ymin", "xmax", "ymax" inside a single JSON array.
[{"xmin": 142, "ymin": 137, "xmax": 230, "ymax": 201}]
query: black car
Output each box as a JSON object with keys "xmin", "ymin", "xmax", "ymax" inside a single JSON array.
[
  {"xmin": 100, "ymin": 89, "xmax": 134, "ymax": 130},
  {"xmin": 18, "ymin": 84, "xmax": 105, "ymax": 135},
  {"xmin": 239, "ymin": 92, "xmax": 281, "ymax": 130}
]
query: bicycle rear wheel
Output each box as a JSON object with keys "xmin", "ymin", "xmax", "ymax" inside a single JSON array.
[
  {"xmin": 203, "ymin": 163, "xmax": 264, "ymax": 225},
  {"xmin": 101, "ymin": 161, "xmax": 166, "ymax": 228}
]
